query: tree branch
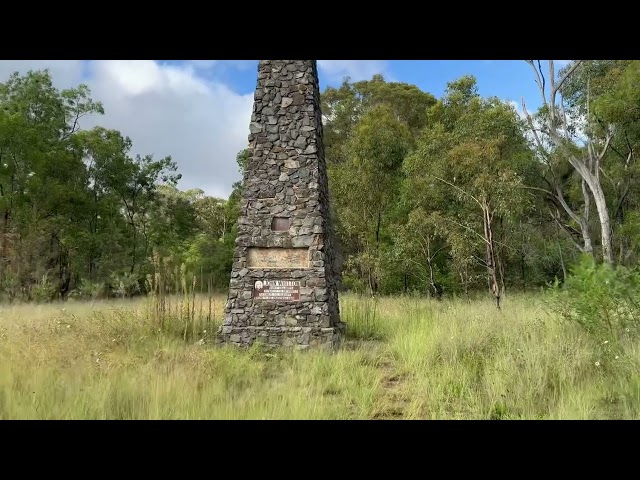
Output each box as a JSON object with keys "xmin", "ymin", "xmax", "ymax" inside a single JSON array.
[
  {"xmin": 549, "ymin": 206, "xmax": 585, "ymax": 252},
  {"xmin": 519, "ymin": 185, "xmax": 554, "ymax": 197},
  {"xmin": 554, "ymin": 61, "xmax": 583, "ymax": 97},
  {"xmin": 521, "ymin": 97, "xmax": 552, "ymax": 161},
  {"xmin": 525, "ymin": 60, "xmax": 548, "ymax": 107},
  {"xmin": 581, "ymin": 179, "xmax": 591, "ymax": 224},
  {"xmin": 443, "ymin": 216, "xmax": 490, "ymax": 246},
  {"xmin": 596, "ymin": 130, "xmax": 613, "ymax": 162},
  {"xmin": 555, "ymin": 186, "xmax": 584, "ymax": 226},
  {"xmin": 431, "ymin": 175, "xmax": 482, "ymax": 208},
  {"xmin": 472, "ymin": 254, "xmax": 488, "ymax": 267},
  {"xmin": 430, "ymin": 245, "xmax": 448, "ymax": 262}
]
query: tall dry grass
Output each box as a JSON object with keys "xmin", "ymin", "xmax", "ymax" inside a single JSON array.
[{"xmin": 0, "ymin": 291, "xmax": 639, "ymax": 419}]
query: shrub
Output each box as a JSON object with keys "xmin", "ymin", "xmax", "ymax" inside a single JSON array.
[
  {"xmin": 72, "ymin": 281, "xmax": 107, "ymax": 300},
  {"xmin": 549, "ymin": 254, "xmax": 640, "ymax": 342},
  {"xmin": 30, "ymin": 273, "xmax": 58, "ymax": 302}
]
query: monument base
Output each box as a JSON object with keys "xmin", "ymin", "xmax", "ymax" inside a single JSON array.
[{"xmin": 216, "ymin": 324, "xmax": 346, "ymax": 350}]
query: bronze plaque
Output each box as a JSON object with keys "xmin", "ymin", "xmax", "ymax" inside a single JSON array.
[
  {"xmin": 247, "ymin": 247, "xmax": 309, "ymax": 269},
  {"xmin": 271, "ymin": 217, "xmax": 290, "ymax": 231},
  {"xmin": 253, "ymin": 280, "xmax": 301, "ymax": 301}
]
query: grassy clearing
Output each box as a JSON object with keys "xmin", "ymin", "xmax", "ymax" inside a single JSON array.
[{"xmin": 0, "ymin": 293, "xmax": 639, "ymax": 419}]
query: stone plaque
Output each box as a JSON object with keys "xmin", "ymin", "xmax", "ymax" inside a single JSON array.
[
  {"xmin": 246, "ymin": 247, "xmax": 309, "ymax": 269},
  {"xmin": 253, "ymin": 280, "xmax": 301, "ymax": 301}
]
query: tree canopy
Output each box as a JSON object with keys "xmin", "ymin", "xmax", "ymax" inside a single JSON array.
[{"xmin": 2, "ymin": 62, "xmax": 639, "ymax": 304}]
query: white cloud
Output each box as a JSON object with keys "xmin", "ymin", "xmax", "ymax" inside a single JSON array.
[
  {"xmin": 0, "ymin": 60, "xmax": 394, "ymax": 199},
  {"xmin": 318, "ymin": 60, "xmax": 391, "ymax": 82},
  {"xmin": 0, "ymin": 60, "xmax": 85, "ymax": 88},
  {"xmin": 0, "ymin": 60, "xmax": 254, "ymax": 199},
  {"xmin": 507, "ymin": 100, "xmax": 527, "ymax": 119}
]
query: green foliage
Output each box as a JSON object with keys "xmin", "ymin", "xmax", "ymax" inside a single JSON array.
[
  {"xmin": 330, "ymin": 101, "xmax": 413, "ymax": 295},
  {"xmin": 0, "ymin": 69, "xmax": 240, "ymax": 301},
  {"xmin": 73, "ymin": 280, "xmax": 107, "ymax": 300},
  {"xmin": 30, "ymin": 273, "xmax": 57, "ymax": 302},
  {"xmin": 321, "ymin": 74, "xmax": 436, "ymax": 165},
  {"xmin": 321, "ymin": 71, "xmax": 587, "ymax": 297},
  {"xmin": 110, "ymin": 271, "xmax": 141, "ymax": 298},
  {"xmin": 401, "ymin": 76, "xmax": 535, "ymax": 303},
  {"xmin": 552, "ymin": 60, "xmax": 640, "ymax": 265},
  {"xmin": 549, "ymin": 254, "xmax": 640, "ymax": 341},
  {"xmin": 5, "ymin": 64, "xmax": 640, "ymax": 303}
]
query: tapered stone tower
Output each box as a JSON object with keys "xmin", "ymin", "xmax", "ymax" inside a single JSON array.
[{"xmin": 217, "ymin": 60, "xmax": 345, "ymax": 349}]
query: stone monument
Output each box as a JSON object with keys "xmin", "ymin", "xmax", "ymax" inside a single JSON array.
[{"xmin": 217, "ymin": 60, "xmax": 345, "ymax": 349}]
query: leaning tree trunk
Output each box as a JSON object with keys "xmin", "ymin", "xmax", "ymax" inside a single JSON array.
[
  {"xmin": 571, "ymin": 157, "xmax": 613, "ymax": 264},
  {"xmin": 427, "ymin": 258, "xmax": 441, "ymax": 300},
  {"xmin": 482, "ymin": 203, "xmax": 502, "ymax": 310},
  {"xmin": 425, "ymin": 236, "xmax": 442, "ymax": 300},
  {"xmin": 591, "ymin": 181, "xmax": 613, "ymax": 264},
  {"xmin": 553, "ymin": 182, "xmax": 593, "ymax": 255}
]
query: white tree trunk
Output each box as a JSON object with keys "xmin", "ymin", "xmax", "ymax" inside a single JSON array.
[
  {"xmin": 523, "ymin": 60, "xmax": 615, "ymax": 264},
  {"xmin": 570, "ymin": 158, "xmax": 613, "ymax": 263}
]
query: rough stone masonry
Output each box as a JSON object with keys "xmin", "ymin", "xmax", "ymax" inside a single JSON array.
[{"xmin": 216, "ymin": 60, "xmax": 346, "ymax": 349}]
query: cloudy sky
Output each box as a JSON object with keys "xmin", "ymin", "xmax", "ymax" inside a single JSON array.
[{"xmin": 0, "ymin": 60, "xmax": 564, "ymax": 199}]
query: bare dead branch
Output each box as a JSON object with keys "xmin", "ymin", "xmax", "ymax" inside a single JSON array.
[
  {"xmin": 548, "ymin": 61, "xmax": 557, "ymax": 125},
  {"xmin": 525, "ymin": 61, "xmax": 548, "ymax": 106},
  {"xmin": 538, "ymin": 61, "xmax": 547, "ymax": 101}
]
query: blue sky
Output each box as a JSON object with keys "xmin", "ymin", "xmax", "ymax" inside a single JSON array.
[
  {"xmin": 160, "ymin": 60, "xmax": 552, "ymax": 103},
  {"xmin": 162, "ymin": 59, "xmax": 548, "ymax": 108},
  {"xmin": 0, "ymin": 60, "xmax": 562, "ymax": 198}
]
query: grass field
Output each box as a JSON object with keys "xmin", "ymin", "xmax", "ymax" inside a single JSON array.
[{"xmin": 1, "ymin": 292, "xmax": 639, "ymax": 419}]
